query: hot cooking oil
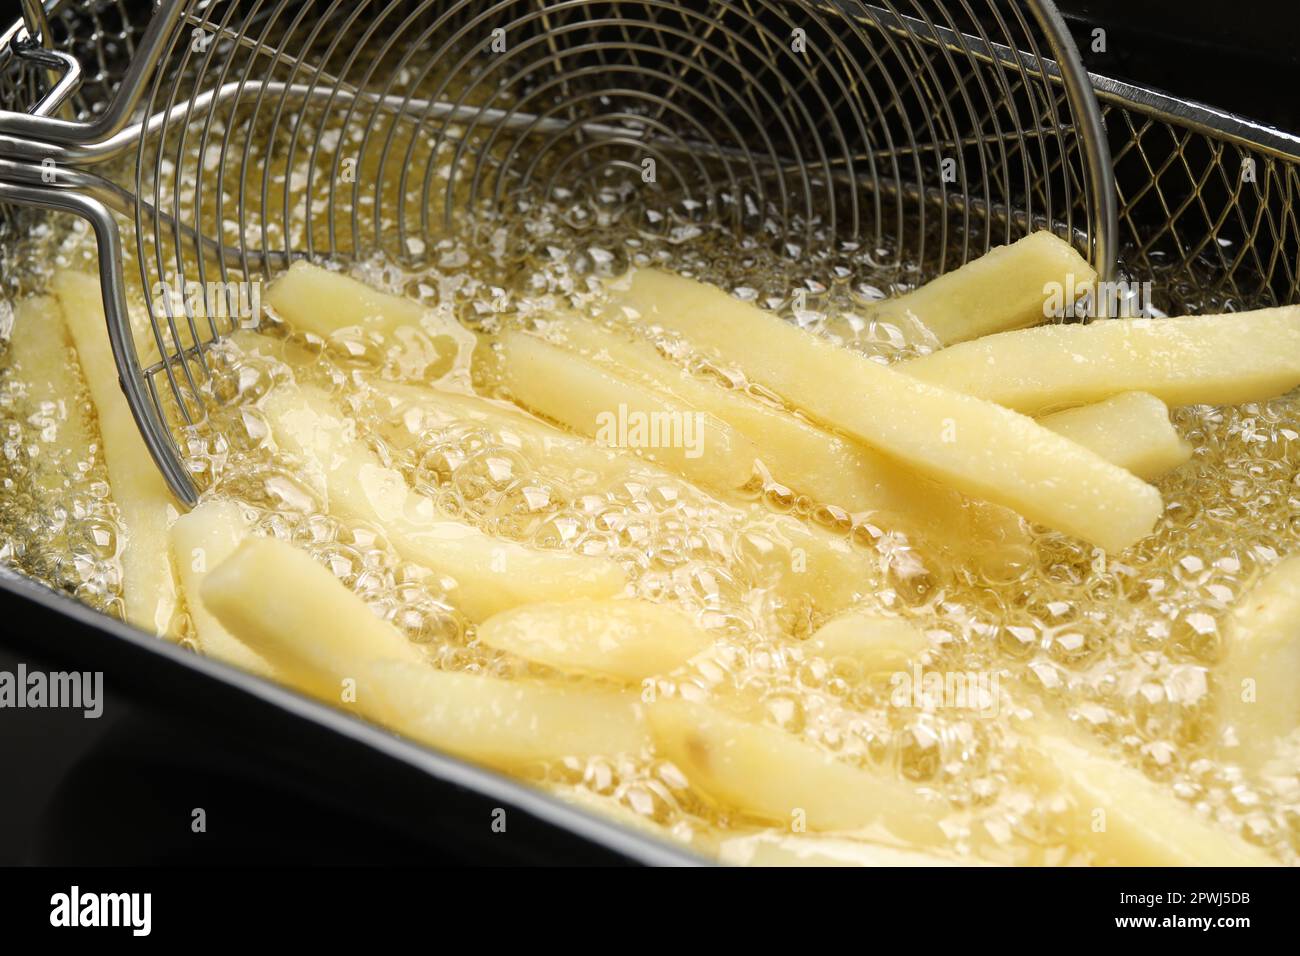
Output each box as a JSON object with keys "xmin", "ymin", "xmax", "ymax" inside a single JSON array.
[{"xmin": 0, "ymin": 126, "xmax": 1297, "ymax": 866}]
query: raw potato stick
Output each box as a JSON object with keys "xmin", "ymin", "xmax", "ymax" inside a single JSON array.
[
  {"xmin": 805, "ymin": 612, "xmax": 930, "ymax": 676},
  {"xmin": 204, "ymin": 537, "xmax": 649, "ymax": 768},
  {"xmin": 716, "ymin": 833, "xmax": 994, "ymax": 867},
  {"xmin": 54, "ymin": 270, "xmax": 179, "ymax": 634},
  {"xmin": 262, "ymin": 383, "xmax": 627, "ymax": 620},
  {"xmin": 264, "ymin": 261, "xmax": 476, "ymax": 381},
  {"xmin": 201, "ymin": 536, "xmax": 426, "ymax": 703},
  {"xmin": 1217, "ymin": 554, "xmax": 1300, "ymax": 772},
  {"xmin": 647, "ymin": 697, "xmax": 948, "ymax": 841},
  {"xmin": 497, "ymin": 330, "xmax": 759, "ymax": 492},
  {"xmin": 363, "ymin": 660, "xmax": 649, "ymax": 771},
  {"xmin": 169, "ymin": 500, "xmax": 273, "ymax": 676},
  {"xmin": 368, "ymin": 378, "xmax": 644, "ymax": 483},
  {"xmin": 867, "ymin": 231, "xmax": 1096, "ymax": 345},
  {"xmin": 266, "ymin": 260, "xmax": 426, "ymax": 338},
  {"xmin": 8, "ymin": 296, "xmax": 97, "ymax": 493},
  {"xmin": 1025, "ymin": 718, "xmax": 1277, "ymax": 866},
  {"xmin": 1038, "ymin": 392, "xmax": 1192, "ymax": 480},
  {"xmin": 902, "ymin": 307, "xmax": 1300, "ymax": 414},
  {"xmin": 738, "ymin": 506, "xmax": 875, "ymax": 613},
  {"xmin": 370, "ymin": 380, "xmax": 878, "ymax": 614},
  {"xmin": 545, "ymin": 315, "xmax": 1032, "ymax": 563},
  {"xmin": 233, "ymin": 335, "xmax": 916, "ymax": 615},
  {"xmin": 607, "ymin": 268, "xmax": 1162, "ymax": 553},
  {"xmin": 477, "ymin": 598, "xmax": 713, "ymax": 682},
  {"xmin": 547, "ymin": 315, "xmax": 900, "ymax": 513}
]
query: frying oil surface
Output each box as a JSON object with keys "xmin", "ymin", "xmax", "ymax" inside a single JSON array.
[{"xmin": 2, "ymin": 167, "xmax": 1298, "ymax": 863}]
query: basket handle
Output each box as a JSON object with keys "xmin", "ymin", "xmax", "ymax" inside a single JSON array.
[{"xmin": 5, "ymin": 40, "xmax": 82, "ymax": 118}]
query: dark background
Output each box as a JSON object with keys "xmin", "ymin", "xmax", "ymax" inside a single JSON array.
[
  {"xmin": 1058, "ymin": 0, "xmax": 1300, "ymax": 131},
  {"xmin": 0, "ymin": 646, "xmax": 122, "ymax": 865},
  {"xmin": 0, "ymin": 643, "xmax": 441, "ymax": 866}
]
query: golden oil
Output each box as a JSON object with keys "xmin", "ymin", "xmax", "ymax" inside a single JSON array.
[{"xmin": 0, "ymin": 121, "xmax": 1297, "ymax": 866}]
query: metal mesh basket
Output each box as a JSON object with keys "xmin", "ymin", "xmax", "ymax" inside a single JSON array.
[
  {"xmin": 1097, "ymin": 76, "xmax": 1300, "ymax": 313},
  {"xmin": 0, "ymin": 0, "xmax": 1112, "ymax": 503},
  {"xmin": 1, "ymin": 0, "xmax": 1298, "ymax": 497}
]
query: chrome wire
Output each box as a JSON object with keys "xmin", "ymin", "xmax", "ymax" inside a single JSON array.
[{"xmin": 0, "ymin": 0, "xmax": 1113, "ymax": 505}]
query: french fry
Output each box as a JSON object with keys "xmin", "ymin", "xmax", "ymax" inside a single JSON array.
[
  {"xmin": 866, "ymin": 231, "xmax": 1095, "ymax": 345},
  {"xmin": 54, "ymin": 270, "xmax": 179, "ymax": 634},
  {"xmin": 1039, "ymin": 392, "xmax": 1192, "ymax": 480},
  {"xmin": 202, "ymin": 536, "xmax": 425, "ymax": 703},
  {"xmin": 741, "ymin": 508, "xmax": 876, "ymax": 613},
  {"xmin": 266, "ymin": 260, "xmax": 425, "ymax": 339},
  {"xmin": 204, "ymin": 536, "xmax": 648, "ymax": 767},
  {"xmin": 264, "ymin": 261, "xmax": 478, "ymax": 384},
  {"xmin": 647, "ymin": 697, "xmax": 947, "ymax": 840},
  {"xmin": 497, "ymin": 331, "xmax": 759, "ymax": 492},
  {"xmin": 607, "ymin": 269, "xmax": 1162, "ymax": 553},
  {"xmin": 169, "ymin": 500, "xmax": 273, "ymax": 677},
  {"xmin": 8, "ymin": 296, "xmax": 97, "ymax": 493},
  {"xmin": 716, "ymin": 832, "xmax": 994, "ymax": 867},
  {"xmin": 545, "ymin": 315, "xmax": 1032, "ymax": 563},
  {"xmin": 1217, "ymin": 554, "xmax": 1300, "ymax": 772},
  {"xmin": 902, "ymin": 307, "xmax": 1300, "ymax": 414},
  {"xmin": 369, "ymin": 380, "xmax": 876, "ymax": 614},
  {"xmin": 261, "ymin": 383, "xmax": 627, "ymax": 620},
  {"xmin": 1024, "ymin": 717, "xmax": 1277, "ymax": 866},
  {"xmin": 367, "ymin": 378, "xmax": 634, "ymax": 482},
  {"xmin": 477, "ymin": 598, "xmax": 713, "ymax": 682},
  {"xmin": 805, "ymin": 612, "xmax": 930, "ymax": 676},
  {"xmin": 362, "ymin": 660, "xmax": 649, "ymax": 771},
  {"xmin": 546, "ymin": 315, "xmax": 896, "ymax": 513}
]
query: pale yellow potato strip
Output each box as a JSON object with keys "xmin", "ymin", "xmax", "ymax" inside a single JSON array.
[
  {"xmin": 806, "ymin": 612, "xmax": 930, "ymax": 676},
  {"xmin": 266, "ymin": 260, "xmax": 425, "ymax": 338},
  {"xmin": 647, "ymin": 698, "xmax": 947, "ymax": 841},
  {"xmin": 8, "ymin": 295, "xmax": 96, "ymax": 492},
  {"xmin": 1039, "ymin": 392, "xmax": 1192, "ymax": 480},
  {"xmin": 367, "ymin": 378, "xmax": 631, "ymax": 482},
  {"xmin": 261, "ymin": 383, "xmax": 626, "ymax": 620},
  {"xmin": 546, "ymin": 315, "xmax": 1031, "ymax": 564},
  {"xmin": 546, "ymin": 315, "xmax": 895, "ymax": 513},
  {"xmin": 202, "ymin": 536, "xmax": 425, "ymax": 703},
  {"xmin": 477, "ymin": 599, "xmax": 712, "ymax": 683},
  {"xmin": 54, "ymin": 270, "xmax": 179, "ymax": 634},
  {"xmin": 867, "ymin": 231, "xmax": 1095, "ymax": 345},
  {"xmin": 1026, "ymin": 718, "xmax": 1277, "ymax": 866},
  {"xmin": 903, "ymin": 307, "xmax": 1300, "ymax": 414},
  {"xmin": 608, "ymin": 269, "xmax": 1162, "ymax": 552},
  {"xmin": 370, "ymin": 380, "xmax": 877, "ymax": 613},
  {"xmin": 169, "ymin": 500, "xmax": 273, "ymax": 677},
  {"xmin": 204, "ymin": 537, "xmax": 647, "ymax": 769},
  {"xmin": 717, "ymin": 833, "xmax": 993, "ymax": 867},
  {"xmin": 497, "ymin": 331, "xmax": 758, "ymax": 491},
  {"xmin": 1218, "ymin": 554, "xmax": 1300, "ymax": 772},
  {"xmin": 741, "ymin": 508, "xmax": 876, "ymax": 613},
  {"xmin": 363, "ymin": 660, "xmax": 649, "ymax": 771}
]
